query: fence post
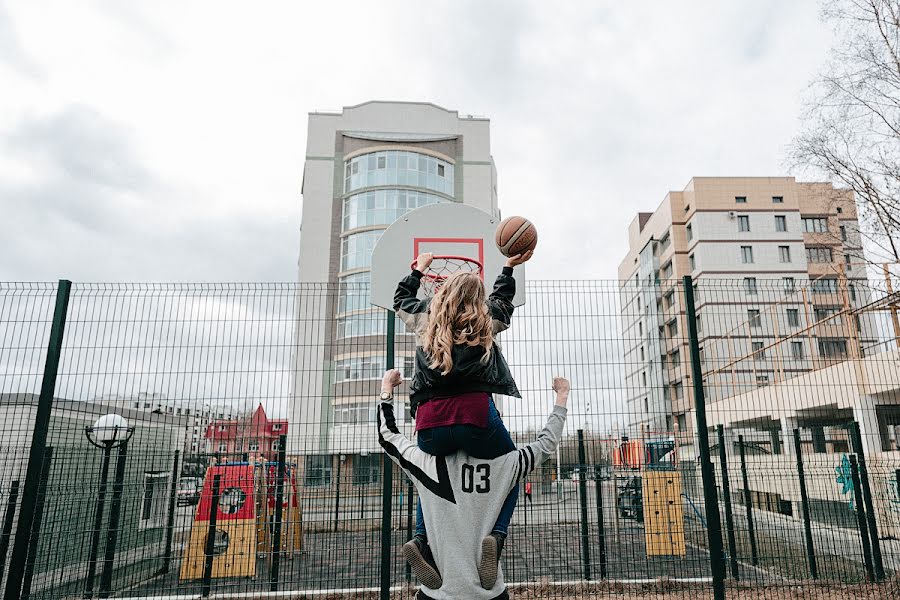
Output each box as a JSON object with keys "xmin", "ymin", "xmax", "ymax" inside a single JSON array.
[
  {"xmin": 3, "ymin": 280, "xmax": 71, "ymax": 600},
  {"xmin": 848, "ymin": 422, "xmax": 884, "ymax": 581},
  {"xmin": 405, "ymin": 478, "xmax": 413, "ymax": 583},
  {"xmin": 201, "ymin": 474, "xmax": 222, "ymax": 597},
  {"xmin": 379, "ymin": 311, "xmax": 395, "ymax": 600},
  {"xmin": 593, "ymin": 450, "xmax": 608, "ymax": 579},
  {"xmin": 683, "ymin": 276, "xmax": 726, "ymax": 600},
  {"xmin": 576, "ymin": 430, "xmax": 591, "ymax": 580},
  {"xmin": 333, "ymin": 455, "xmax": 342, "ymax": 532},
  {"xmin": 848, "ymin": 455, "xmax": 874, "ymax": 581},
  {"xmin": 793, "ymin": 429, "xmax": 818, "ymax": 579},
  {"xmin": 161, "ymin": 451, "xmax": 180, "ymax": 575},
  {"xmin": 270, "ymin": 434, "xmax": 287, "ymax": 591},
  {"xmin": 0, "ymin": 481, "xmax": 20, "ymax": 578},
  {"xmin": 716, "ymin": 426, "xmax": 738, "ymax": 580},
  {"xmin": 737, "ymin": 435, "xmax": 758, "ymax": 566},
  {"xmin": 99, "ymin": 442, "xmax": 129, "ymax": 598},
  {"xmin": 19, "ymin": 448, "xmax": 53, "ymax": 600}
]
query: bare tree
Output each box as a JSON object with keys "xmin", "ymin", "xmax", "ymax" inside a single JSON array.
[{"xmin": 789, "ymin": 0, "xmax": 900, "ymax": 264}]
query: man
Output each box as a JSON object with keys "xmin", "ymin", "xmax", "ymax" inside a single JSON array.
[{"xmin": 376, "ymin": 369, "xmax": 569, "ymax": 600}]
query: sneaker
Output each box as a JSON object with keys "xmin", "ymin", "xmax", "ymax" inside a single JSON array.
[
  {"xmin": 402, "ymin": 538, "xmax": 442, "ymax": 589},
  {"xmin": 478, "ymin": 532, "xmax": 505, "ymax": 590}
]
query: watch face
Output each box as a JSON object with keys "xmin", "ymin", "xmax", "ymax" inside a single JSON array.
[{"xmin": 380, "ymin": 392, "xmax": 392, "ymax": 400}]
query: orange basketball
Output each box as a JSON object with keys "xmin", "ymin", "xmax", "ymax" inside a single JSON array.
[{"xmin": 495, "ymin": 216, "xmax": 537, "ymax": 257}]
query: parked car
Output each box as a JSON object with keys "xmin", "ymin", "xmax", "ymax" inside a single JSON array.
[
  {"xmin": 177, "ymin": 477, "xmax": 203, "ymax": 506},
  {"xmin": 617, "ymin": 475, "xmax": 643, "ymax": 522}
]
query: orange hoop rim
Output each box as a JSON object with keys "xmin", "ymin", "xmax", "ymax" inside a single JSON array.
[{"xmin": 410, "ymin": 255, "xmax": 484, "ymax": 282}]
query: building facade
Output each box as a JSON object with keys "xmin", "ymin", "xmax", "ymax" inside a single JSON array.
[
  {"xmin": 618, "ymin": 177, "xmax": 875, "ymax": 435},
  {"xmin": 290, "ymin": 101, "xmax": 499, "ymax": 468},
  {"xmin": 204, "ymin": 404, "xmax": 288, "ymax": 461},
  {"xmin": 98, "ymin": 392, "xmax": 243, "ymax": 455}
]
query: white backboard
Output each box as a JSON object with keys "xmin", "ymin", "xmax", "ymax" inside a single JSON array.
[{"xmin": 370, "ymin": 203, "xmax": 526, "ymax": 310}]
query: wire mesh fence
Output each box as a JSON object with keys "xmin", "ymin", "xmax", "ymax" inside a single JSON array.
[{"xmin": 0, "ymin": 274, "xmax": 898, "ymax": 599}]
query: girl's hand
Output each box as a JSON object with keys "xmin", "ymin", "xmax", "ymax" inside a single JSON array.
[
  {"xmin": 505, "ymin": 250, "xmax": 534, "ymax": 267},
  {"xmin": 415, "ymin": 253, "xmax": 434, "ymax": 272}
]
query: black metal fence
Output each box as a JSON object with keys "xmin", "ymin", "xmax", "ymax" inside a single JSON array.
[{"xmin": 0, "ymin": 274, "xmax": 898, "ymax": 599}]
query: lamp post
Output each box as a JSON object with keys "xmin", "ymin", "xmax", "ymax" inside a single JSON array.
[{"xmin": 83, "ymin": 414, "xmax": 134, "ymax": 599}]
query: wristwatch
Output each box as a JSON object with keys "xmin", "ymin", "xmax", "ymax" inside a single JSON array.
[{"xmin": 380, "ymin": 391, "xmax": 393, "ymax": 401}]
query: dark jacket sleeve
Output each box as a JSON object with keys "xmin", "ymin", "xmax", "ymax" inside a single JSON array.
[
  {"xmin": 488, "ymin": 266, "xmax": 516, "ymax": 334},
  {"xmin": 394, "ymin": 270, "xmax": 430, "ymax": 333}
]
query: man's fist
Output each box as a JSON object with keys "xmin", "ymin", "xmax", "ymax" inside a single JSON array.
[
  {"xmin": 553, "ymin": 377, "xmax": 570, "ymax": 407},
  {"xmin": 415, "ymin": 253, "xmax": 434, "ymax": 272},
  {"xmin": 382, "ymin": 369, "xmax": 402, "ymax": 394}
]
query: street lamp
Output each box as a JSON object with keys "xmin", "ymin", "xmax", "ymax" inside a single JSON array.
[{"xmin": 83, "ymin": 414, "xmax": 134, "ymax": 599}]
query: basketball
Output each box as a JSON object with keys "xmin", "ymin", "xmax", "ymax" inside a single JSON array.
[{"xmin": 495, "ymin": 216, "xmax": 537, "ymax": 257}]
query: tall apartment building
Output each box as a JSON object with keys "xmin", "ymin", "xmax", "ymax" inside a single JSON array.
[
  {"xmin": 618, "ymin": 177, "xmax": 874, "ymax": 435},
  {"xmin": 290, "ymin": 102, "xmax": 499, "ymax": 476}
]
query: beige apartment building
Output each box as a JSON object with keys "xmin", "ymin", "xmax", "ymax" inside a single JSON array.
[{"xmin": 618, "ymin": 177, "xmax": 876, "ymax": 437}]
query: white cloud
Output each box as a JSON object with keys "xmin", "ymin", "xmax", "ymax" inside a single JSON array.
[{"xmin": 0, "ymin": 0, "xmax": 831, "ymax": 281}]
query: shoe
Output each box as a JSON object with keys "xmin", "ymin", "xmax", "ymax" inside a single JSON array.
[
  {"xmin": 403, "ymin": 538, "xmax": 442, "ymax": 589},
  {"xmin": 478, "ymin": 532, "xmax": 505, "ymax": 590}
]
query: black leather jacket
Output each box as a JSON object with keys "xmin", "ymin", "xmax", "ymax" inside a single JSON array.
[{"xmin": 393, "ymin": 268, "xmax": 522, "ymax": 415}]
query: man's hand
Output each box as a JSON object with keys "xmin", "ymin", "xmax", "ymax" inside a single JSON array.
[
  {"xmin": 552, "ymin": 376, "xmax": 570, "ymax": 408},
  {"xmin": 415, "ymin": 253, "xmax": 434, "ymax": 272},
  {"xmin": 505, "ymin": 249, "xmax": 534, "ymax": 268},
  {"xmin": 382, "ymin": 369, "xmax": 402, "ymax": 395}
]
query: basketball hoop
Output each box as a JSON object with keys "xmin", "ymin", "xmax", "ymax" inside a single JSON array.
[{"xmin": 411, "ymin": 255, "xmax": 483, "ymax": 297}]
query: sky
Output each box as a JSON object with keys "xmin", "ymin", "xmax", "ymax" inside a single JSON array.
[{"xmin": 0, "ymin": 0, "xmax": 836, "ymax": 283}]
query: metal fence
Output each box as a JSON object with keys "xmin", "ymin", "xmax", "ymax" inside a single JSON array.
[{"xmin": 0, "ymin": 274, "xmax": 898, "ymax": 600}]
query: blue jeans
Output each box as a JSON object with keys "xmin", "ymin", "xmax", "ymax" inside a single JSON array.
[{"xmin": 415, "ymin": 398, "xmax": 519, "ymax": 539}]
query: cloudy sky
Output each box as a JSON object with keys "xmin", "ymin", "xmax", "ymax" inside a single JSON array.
[{"xmin": 0, "ymin": 0, "xmax": 834, "ymax": 282}]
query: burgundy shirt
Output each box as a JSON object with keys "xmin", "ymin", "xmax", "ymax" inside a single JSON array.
[{"xmin": 414, "ymin": 392, "xmax": 490, "ymax": 431}]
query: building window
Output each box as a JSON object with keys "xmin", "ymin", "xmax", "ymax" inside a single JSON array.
[
  {"xmin": 849, "ymin": 284, "xmax": 857, "ymax": 301},
  {"xmin": 735, "ymin": 196, "xmax": 747, "ymax": 204},
  {"xmin": 343, "ymin": 189, "xmax": 444, "ymax": 231},
  {"xmin": 335, "ymin": 355, "xmax": 384, "ymax": 382},
  {"xmin": 139, "ymin": 472, "xmax": 170, "ymax": 530},
  {"xmin": 806, "ymin": 247, "xmax": 833, "ymax": 263},
  {"xmin": 672, "ymin": 382, "xmax": 684, "ymax": 401},
  {"xmin": 818, "ymin": 339, "xmax": 848, "ymax": 359},
  {"xmin": 664, "ymin": 291, "xmax": 675, "ymax": 309},
  {"xmin": 686, "ymin": 222, "xmax": 693, "ymax": 241},
  {"xmin": 667, "ymin": 319, "xmax": 679, "ymax": 338},
  {"xmin": 756, "ymin": 374, "xmax": 770, "ymax": 386},
  {"xmin": 802, "ymin": 218, "xmax": 828, "ymax": 233},
  {"xmin": 741, "ymin": 246, "xmax": 754, "ymax": 264},
  {"xmin": 783, "ymin": 277, "xmax": 796, "ymax": 293},
  {"xmin": 738, "ymin": 215, "xmax": 750, "ymax": 232},
  {"xmin": 791, "ymin": 341, "xmax": 804, "ymax": 360},
  {"xmin": 787, "ymin": 308, "xmax": 800, "ymax": 327},
  {"xmin": 778, "ymin": 246, "xmax": 791, "ymax": 263},
  {"xmin": 638, "ymin": 321, "xmax": 643, "ymax": 336},
  {"xmin": 304, "ymin": 455, "xmax": 333, "ymax": 487},
  {"xmin": 814, "ymin": 306, "xmax": 837, "ymax": 321},
  {"xmin": 811, "ymin": 278, "xmax": 838, "ymax": 294},
  {"xmin": 689, "ymin": 254, "xmax": 696, "ymax": 271},
  {"xmin": 748, "ymin": 309, "xmax": 761, "ymax": 328},
  {"xmin": 273, "ymin": 423, "xmax": 283, "ymax": 431},
  {"xmin": 775, "ymin": 215, "xmax": 787, "ymax": 232},
  {"xmin": 659, "ymin": 231, "xmax": 671, "ymax": 252},
  {"xmin": 836, "ymin": 206, "xmax": 843, "ymax": 214},
  {"xmin": 752, "ymin": 341, "xmax": 766, "ymax": 360},
  {"xmin": 353, "ymin": 454, "xmax": 380, "ymax": 485},
  {"xmin": 341, "ymin": 229, "xmax": 383, "ymax": 271},
  {"xmin": 671, "ymin": 348, "xmax": 680, "ymax": 366},
  {"xmin": 772, "ymin": 196, "xmax": 784, "ymax": 204},
  {"xmin": 217, "ymin": 442, "xmax": 228, "ymax": 452},
  {"xmin": 639, "ymin": 346, "xmax": 645, "ymax": 361},
  {"xmin": 744, "ymin": 277, "xmax": 758, "ymax": 295},
  {"xmin": 840, "ymin": 225, "xmax": 847, "ymax": 241},
  {"xmin": 660, "ymin": 261, "xmax": 673, "ymax": 279},
  {"xmin": 642, "ymin": 371, "xmax": 647, "ymax": 386},
  {"xmin": 344, "ymin": 150, "xmax": 454, "ymax": 196}
]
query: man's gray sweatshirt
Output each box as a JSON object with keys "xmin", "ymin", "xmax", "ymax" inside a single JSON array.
[{"xmin": 377, "ymin": 399, "xmax": 568, "ymax": 600}]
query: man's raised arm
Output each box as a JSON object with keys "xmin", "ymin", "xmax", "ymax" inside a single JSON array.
[{"xmin": 514, "ymin": 377, "xmax": 569, "ymax": 481}]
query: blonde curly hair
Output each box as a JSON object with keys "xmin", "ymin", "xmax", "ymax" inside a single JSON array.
[{"xmin": 421, "ymin": 272, "xmax": 493, "ymax": 375}]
